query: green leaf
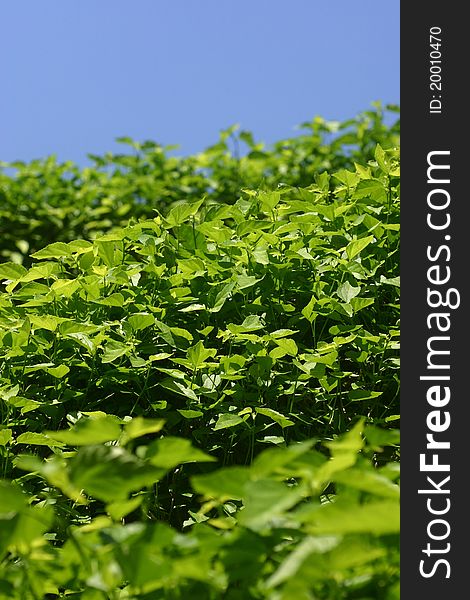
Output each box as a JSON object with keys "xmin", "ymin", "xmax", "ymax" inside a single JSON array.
[
  {"xmin": 334, "ymin": 467, "xmax": 400, "ymax": 498},
  {"xmin": 350, "ymin": 297, "xmax": 374, "ymax": 312},
  {"xmin": 344, "ymin": 235, "xmax": 375, "ymax": 260},
  {"xmin": 159, "ymin": 378, "xmax": 199, "ymax": 402},
  {"xmin": 266, "ymin": 535, "xmax": 340, "ymax": 588},
  {"xmin": 95, "ymin": 240, "xmax": 117, "ymax": 267},
  {"xmin": 29, "ymin": 314, "xmax": 68, "ymax": 332},
  {"xmin": 301, "ymin": 296, "xmax": 318, "ymax": 322},
  {"xmin": 0, "ymin": 429, "xmax": 12, "ymax": 446},
  {"xmin": 106, "ymin": 496, "xmax": 144, "ymax": 521},
  {"xmin": 19, "ymin": 262, "xmax": 58, "ymax": 283},
  {"xmin": 237, "ymin": 220, "xmax": 272, "ymax": 237},
  {"xmin": 210, "ymin": 281, "xmax": 235, "ymax": 313},
  {"xmin": 259, "ymin": 191, "xmax": 281, "ymax": 211},
  {"xmin": 348, "ymin": 389, "xmax": 383, "ymax": 402},
  {"xmin": 192, "ymin": 466, "xmax": 250, "ymax": 501},
  {"xmin": 46, "ymin": 364, "xmax": 70, "ymax": 378},
  {"xmin": 0, "ymin": 505, "xmax": 54, "ymax": 555},
  {"xmin": 92, "ymin": 292, "xmax": 125, "ymax": 307},
  {"xmin": 177, "ymin": 409, "xmax": 203, "ymax": 419},
  {"xmin": 120, "ymin": 417, "xmax": 165, "ymax": 445},
  {"xmin": 16, "ymin": 432, "xmax": 65, "ymax": 448},
  {"xmin": 374, "ymin": 144, "xmax": 391, "ymax": 174},
  {"xmin": 50, "ymin": 279, "xmax": 80, "ymax": 297},
  {"xmin": 336, "ymin": 281, "xmax": 360, "ymax": 303},
  {"xmin": 227, "ymin": 315, "xmax": 264, "ymax": 334},
  {"xmin": 326, "ymin": 419, "xmax": 365, "ymax": 458},
  {"xmin": 304, "ymin": 498, "xmax": 399, "ymax": 534},
  {"xmin": 69, "ymin": 445, "xmax": 162, "ymax": 502},
  {"xmin": 187, "ymin": 340, "xmax": 217, "ymax": 369},
  {"xmin": 102, "ymin": 339, "xmax": 130, "ymax": 363},
  {"xmin": 144, "ymin": 437, "xmax": 216, "ymax": 469},
  {"xmin": 271, "ymin": 338, "xmax": 298, "ymax": 358},
  {"xmin": 0, "ymin": 262, "xmax": 28, "ymax": 281},
  {"xmin": 256, "ymin": 408, "xmax": 294, "ymax": 429},
  {"xmin": 165, "ymin": 199, "xmax": 205, "ymax": 227},
  {"xmin": 236, "ymin": 274, "xmax": 262, "ymax": 290},
  {"xmin": 213, "ymin": 413, "xmax": 245, "ymax": 430},
  {"xmin": 46, "ymin": 415, "xmax": 121, "ymax": 446},
  {"xmin": 0, "ymin": 481, "xmax": 27, "ymax": 515},
  {"xmin": 333, "ymin": 169, "xmax": 359, "ymax": 188},
  {"xmin": 31, "ymin": 242, "xmax": 72, "ymax": 259},
  {"xmin": 239, "ymin": 479, "xmax": 305, "ymax": 530},
  {"xmin": 354, "ymin": 179, "xmax": 387, "ymax": 203}
]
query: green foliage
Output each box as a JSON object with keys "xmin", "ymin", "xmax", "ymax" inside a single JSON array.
[
  {"xmin": 0, "ymin": 103, "xmax": 399, "ymax": 265},
  {"xmin": 0, "ymin": 423, "xmax": 398, "ymax": 599},
  {"xmin": 0, "ymin": 105, "xmax": 400, "ymax": 598}
]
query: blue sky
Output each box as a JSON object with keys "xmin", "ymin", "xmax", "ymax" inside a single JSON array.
[{"xmin": 1, "ymin": 1, "xmax": 399, "ymax": 165}]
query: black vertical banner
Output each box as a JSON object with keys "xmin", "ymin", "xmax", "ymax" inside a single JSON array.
[{"xmin": 401, "ymin": 3, "xmax": 467, "ymax": 598}]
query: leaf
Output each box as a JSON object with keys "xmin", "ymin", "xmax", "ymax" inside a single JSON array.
[
  {"xmin": 19, "ymin": 262, "xmax": 57, "ymax": 282},
  {"xmin": 165, "ymin": 199, "xmax": 205, "ymax": 227},
  {"xmin": 271, "ymin": 338, "xmax": 298, "ymax": 358},
  {"xmin": 259, "ymin": 191, "xmax": 281, "ymax": 211},
  {"xmin": 237, "ymin": 220, "xmax": 272, "ymax": 237},
  {"xmin": 0, "ymin": 481, "xmax": 27, "ymax": 515},
  {"xmin": 334, "ymin": 467, "xmax": 400, "ymax": 498},
  {"xmin": 380, "ymin": 275, "xmax": 400, "ymax": 287},
  {"xmin": 333, "ymin": 169, "xmax": 359, "ymax": 188},
  {"xmin": 350, "ymin": 297, "xmax": 374, "ymax": 312},
  {"xmin": 239, "ymin": 479, "xmax": 305, "ymax": 530},
  {"xmin": 120, "ymin": 417, "xmax": 165, "ymax": 445},
  {"xmin": 69, "ymin": 445, "xmax": 162, "ymax": 502},
  {"xmin": 255, "ymin": 408, "xmax": 294, "ymax": 429},
  {"xmin": 348, "ymin": 389, "xmax": 383, "ymax": 402},
  {"xmin": 101, "ymin": 339, "xmax": 130, "ymax": 363},
  {"xmin": 213, "ymin": 413, "xmax": 245, "ymax": 430},
  {"xmin": 0, "ymin": 505, "xmax": 54, "ymax": 555},
  {"xmin": 304, "ymin": 499, "xmax": 399, "ymax": 534},
  {"xmin": 210, "ymin": 281, "xmax": 235, "ymax": 313},
  {"xmin": 14, "ymin": 454, "xmax": 86, "ymax": 503},
  {"xmin": 301, "ymin": 296, "xmax": 318, "ymax": 322},
  {"xmin": 46, "ymin": 415, "xmax": 122, "ymax": 446},
  {"xmin": 187, "ymin": 341, "xmax": 217, "ymax": 369},
  {"xmin": 344, "ymin": 235, "xmax": 375, "ymax": 260},
  {"xmin": 106, "ymin": 496, "xmax": 143, "ymax": 521},
  {"xmin": 144, "ymin": 437, "xmax": 216, "ymax": 469},
  {"xmin": 192, "ymin": 466, "xmax": 250, "ymax": 501},
  {"xmin": 0, "ymin": 262, "xmax": 28, "ymax": 281},
  {"xmin": 236, "ymin": 274, "xmax": 263, "ymax": 290},
  {"xmin": 159, "ymin": 378, "xmax": 199, "ymax": 402},
  {"xmin": 0, "ymin": 429, "xmax": 12, "ymax": 446},
  {"xmin": 128, "ymin": 312, "xmax": 155, "ymax": 331},
  {"xmin": 92, "ymin": 292, "xmax": 125, "ymax": 307},
  {"xmin": 266, "ymin": 535, "xmax": 340, "ymax": 588},
  {"xmin": 325, "ymin": 419, "xmax": 365, "ymax": 458},
  {"xmin": 95, "ymin": 240, "xmax": 117, "ymax": 267},
  {"xmin": 354, "ymin": 179, "xmax": 387, "ymax": 203},
  {"xmin": 16, "ymin": 432, "xmax": 65, "ymax": 448},
  {"xmin": 46, "ymin": 364, "xmax": 70, "ymax": 379},
  {"xmin": 50, "ymin": 279, "xmax": 80, "ymax": 297},
  {"xmin": 67, "ymin": 239, "xmax": 94, "ymax": 254},
  {"xmin": 251, "ymin": 440, "xmax": 318, "ymax": 478},
  {"xmin": 374, "ymin": 144, "xmax": 391, "ymax": 174},
  {"xmin": 336, "ymin": 281, "xmax": 360, "ymax": 303},
  {"xmin": 29, "ymin": 314, "xmax": 68, "ymax": 332},
  {"xmin": 177, "ymin": 409, "xmax": 203, "ymax": 419},
  {"xmin": 227, "ymin": 315, "xmax": 264, "ymax": 334},
  {"xmin": 30, "ymin": 242, "xmax": 72, "ymax": 259}
]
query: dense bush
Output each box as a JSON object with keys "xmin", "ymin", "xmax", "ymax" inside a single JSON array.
[
  {"xmin": 0, "ymin": 103, "xmax": 399, "ymax": 265},
  {"xmin": 0, "ymin": 104, "xmax": 400, "ymax": 598}
]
